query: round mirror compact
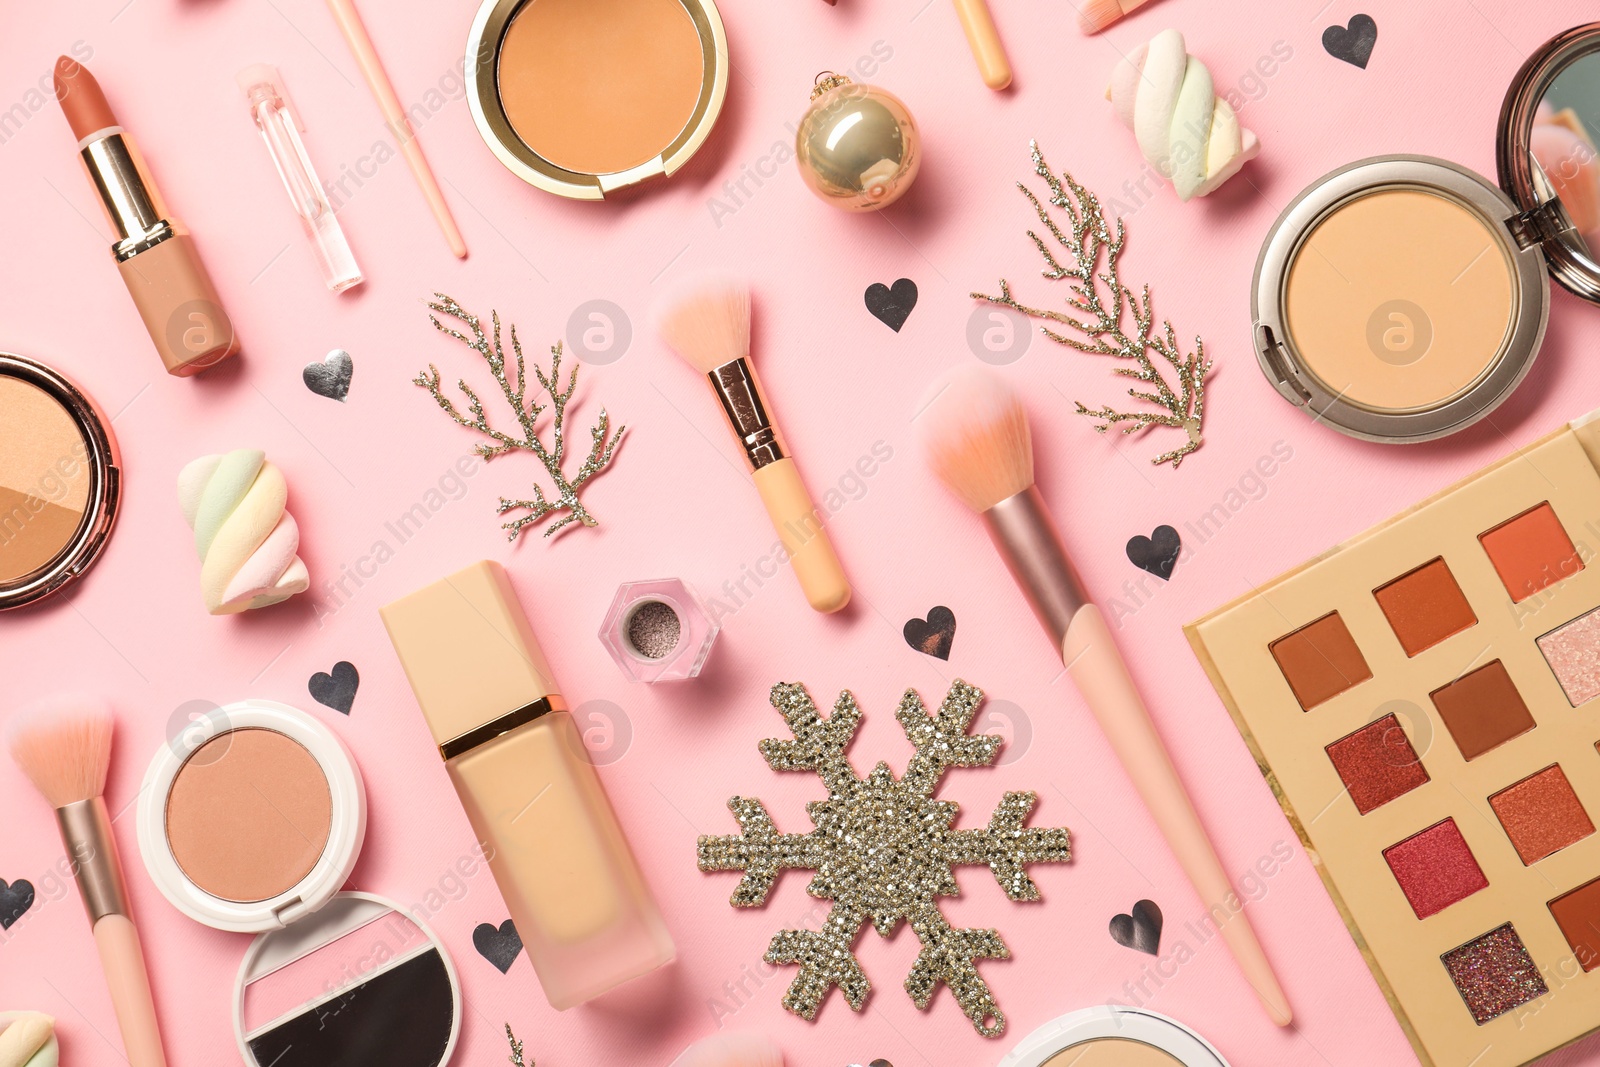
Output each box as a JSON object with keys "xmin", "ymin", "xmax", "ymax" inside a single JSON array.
[{"xmin": 1252, "ymin": 22, "xmax": 1600, "ymax": 444}]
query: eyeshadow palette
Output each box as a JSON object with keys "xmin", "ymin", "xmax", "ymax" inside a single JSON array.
[{"xmin": 1187, "ymin": 411, "xmax": 1600, "ymax": 1067}]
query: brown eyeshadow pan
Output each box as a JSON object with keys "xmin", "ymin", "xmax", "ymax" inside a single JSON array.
[
  {"xmin": 1488, "ymin": 764, "xmax": 1594, "ymax": 865},
  {"xmin": 1269, "ymin": 611, "xmax": 1372, "ymax": 710},
  {"xmin": 1428, "ymin": 661, "xmax": 1536, "ymax": 761},
  {"xmin": 1372, "ymin": 558, "xmax": 1476, "ymax": 656},
  {"xmin": 1549, "ymin": 876, "xmax": 1600, "ymax": 972},
  {"xmin": 1479, "ymin": 502, "xmax": 1582, "ymax": 602},
  {"xmin": 1325, "ymin": 714, "xmax": 1429, "ymax": 814}
]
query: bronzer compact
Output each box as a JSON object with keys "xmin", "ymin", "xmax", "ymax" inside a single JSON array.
[
  {"xmin": 136, "ymin": 699, "xmax": 461, "ymax": 1067},
  {"xmin": 0, "ymin": 354, "xmax": 119, "ymax": 609},
  {"xmin": 465, "ymin": 0, "xmax": 728, "ymax": 199},
  {"xmin": 1253, "ymin": 23, "xmax": 1600, "ymax": 442}
]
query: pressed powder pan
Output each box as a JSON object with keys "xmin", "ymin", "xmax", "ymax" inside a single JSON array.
[
  {"xmin": 1253, "ymin": 23, "xmax": 1600, "ymax": 443},
  {"xmin": 0, "ymin": 354, "xmax": 119, "ymax": 608},
  {"xmin": 466, "ymin": 0, "xmax": 728, "ymax": 199}
]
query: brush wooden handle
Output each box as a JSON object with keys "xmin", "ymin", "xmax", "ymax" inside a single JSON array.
[
  {"xmin": 752, "ymin": 458, "xmax": 850, "ymax": 613},
  {"xmin": 1062, "ymin": 603, "xmax": 1292, "ymax": 1026},
  {"xmin": 93, "ymin": 915, "xmax": 168, "ymax": 1067},
  {"xmin": 951, "ymin": 0, "xmax": 1012, "ymax": 89}
]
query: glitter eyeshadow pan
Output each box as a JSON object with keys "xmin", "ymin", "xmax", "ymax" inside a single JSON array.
[
  {"xmin": 1478, "ymin": 502, "xmax": 1582, "ymax": 602},
  {"xmin": 1324, "ymin": 713, "xmax": 1429, "ymax": 814},
  {"xmin": 1537, "ymin": 607, "xmax": 1600, "ymax": 706},
  {"xmin": 1489, "ymin": 764, "xmax": 1594, "ymax": 865},
  {"xmin": 1428, "ymin": 661, "xmax": 1536, "ymax": 761},
  {"xmin": 626, "ymin": 600, "xmax": 682, "ymax": 659},
  {"xmin": 1373, "ymin": 558, "xmax": 1477, "ymax": 656},
  {"xmin": 1441, "ymin": 923, "xmax": 1548, "ymax": 1025},
  {"xmin": 1382, "ymin": 819, "xmax": 1487, "ymax": 919},
  {"xmin": 1269, "ymin": 611, "xmax": 1372, "ymax": 710}
]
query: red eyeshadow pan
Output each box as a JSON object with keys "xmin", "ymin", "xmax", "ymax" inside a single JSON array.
[
  {"xmin": 1325, "ymin": 714, "xmax": 1429, "ymax": 814},
  {"xmin": 1478, "ymin": 502, "xmax": 1582, "ymax": 602},
  {"xmin": 1383, "ymin": 819, "xmax": 1487, "ymax": 918},
  {"xmin": 1489, "ymin": 764, "xmax": 1594, "ymax": 864},
  {"xmin": 1373, "ymin": 558, "xmax": 1476, "ymax": 656}
]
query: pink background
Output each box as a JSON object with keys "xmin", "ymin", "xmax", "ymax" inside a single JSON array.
[{"xmin": 4, "ymin": 0, "xmax": 1600, "ymax": 1065}]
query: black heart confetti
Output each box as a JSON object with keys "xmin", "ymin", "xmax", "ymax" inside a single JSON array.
[
  {"xmin": 864, "ymin": 278, "xmax": 918, "ymax": 332},
  {"xmin": 303, "ymin": 348, "xmax": 354, "ymax": 402},
  {"xmin": 473, "ymin": 919, "xmax": 523, "ymax": 973},
  {"xmin": 308, "ymin": 661, "xmax": 360, "ymax": 715},
  {"xmin": 1323, "ymin": 14, "xmax": 1377, "ymax": 69},
  {"xmin": 1126, "ymin": 525, "xmax": 1181, "ymax": 581},
  {"xmin": 903, "ymin": 606, "xmax": 957, "ymax": 660},
  {"xmin": 0, "ymin": 879, "xmax": 36, "ymax": 930},
  {"xmin": 1109, "ymin": 898, "xmax": 1163, "ymax": 956}
]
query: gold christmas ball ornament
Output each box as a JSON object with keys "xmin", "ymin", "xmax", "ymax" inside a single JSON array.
[{"xmin": 795, "ymin": 73, "xmax": 920, "ymax": 211}]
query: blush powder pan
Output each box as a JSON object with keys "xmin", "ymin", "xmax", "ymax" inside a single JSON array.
[
  {"xmin": 138, "ymin": 699, "xmax": 366, "ymax": 933},
  {"xmin": 0, "ymin": 353, "xmax": 119, "ymax": 609},
  {"xmin": 466, "ymin": 0, "xmax": 728, "ymax": 199}
]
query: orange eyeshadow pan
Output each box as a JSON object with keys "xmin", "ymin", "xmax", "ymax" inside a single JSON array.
[
  {"xmin": 1488, "ymin": 764, "xmax": 1594, "ymax": 865},
  {"xmin": 1373, "ymin": 558, "xmax": 1476, "ymax": 656},
  {"xmin": 1269, "ymin": 612, "xmax": 1372, "ymax": 710},
  {"xmin": 1479, "ymin": 502, "xmax": 1582, "ymax": 602},
  {"xmin": 1549, "ymin": 876, "xmax": 1600, "ymax": 972}
]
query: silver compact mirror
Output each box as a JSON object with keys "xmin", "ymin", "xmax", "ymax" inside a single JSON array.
[{"xmin": 1498, "ymin": 22, "xmax": 1600, "ymax": 303}]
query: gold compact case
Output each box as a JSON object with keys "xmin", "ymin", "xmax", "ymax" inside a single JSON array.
[
  {"xmin": 0, "ymin": 353, "xmax": 120, "ymax": 609},
  {"xmin": 465, "ymin": 0, "xmax": 728, "ymax": 200},
  {"xmin": 1253, "ymin": 23, "xmax": 1600, "ymax": 443}
]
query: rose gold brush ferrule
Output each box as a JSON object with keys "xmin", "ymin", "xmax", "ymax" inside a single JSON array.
[
  {"xmin": 56, "ymin": 796, "xmax": 130, "ymax": 924},
  {"xmin": 707, "ymin": 358, "xmax": 787, "ymax": 470},
  {"xmin": 80, "ymin": 132, "xmax": 181, "ymax": 262},
  {"xmin": 982, "ymin": 487, "xmax": 1091, "ymax": 648}
]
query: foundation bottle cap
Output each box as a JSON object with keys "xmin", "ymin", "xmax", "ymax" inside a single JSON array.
[{"xmin": 381, "ymin": 560, "xmax": 561, "ymax": 750}]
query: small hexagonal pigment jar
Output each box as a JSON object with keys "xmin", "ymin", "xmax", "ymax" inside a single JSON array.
[{"xmin": 599, "ymin": 578, "xmax": 719, "ymax": 683}]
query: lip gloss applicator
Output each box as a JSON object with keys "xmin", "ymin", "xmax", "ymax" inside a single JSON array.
[{"xmin": 54, "ymin": 57, "xmax": 239, "ymax": 377}]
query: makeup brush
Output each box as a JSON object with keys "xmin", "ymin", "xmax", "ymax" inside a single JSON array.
[
  {"xmin": 655, "ymin": 278, "xmax": 850, "ymax": 614},
  {"xmin": 1078, "ymin": 0, "xmax": 1157, "ymax": 34},
  {"xmin": 952, "ymin": 0, "xmax": 1012, "ymax": 89},
  {"xmin": 916, "ymin": 366, "xmax": 1292, "ymax": 1027},
  {"xmin": 7, "ymin": 696, "xmax": 169, "ymax": 1067}
]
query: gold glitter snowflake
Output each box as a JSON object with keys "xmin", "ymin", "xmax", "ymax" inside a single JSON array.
[{"xmin": 697, "ymin": 680, "xmax": 1071, "ymax": 1037}]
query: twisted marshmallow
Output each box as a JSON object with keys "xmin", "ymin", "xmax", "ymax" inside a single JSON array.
[
  {"xmin": 178, "ymin": 449, "xmax": 308, "ymax": 615},
  {"xmin": 1108, "ymin": 29, "xmax": 1259, "ymax": 201}
]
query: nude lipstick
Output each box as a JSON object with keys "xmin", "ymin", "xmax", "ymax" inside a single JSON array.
[{"xmin": 54, "ymin": 57, "xmax": 238, "ymax": 376}]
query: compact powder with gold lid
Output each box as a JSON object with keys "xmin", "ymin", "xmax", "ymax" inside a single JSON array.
[
  {"xmin": 466, "ymin": 0, "xmax": 728, "ymax": 199},
  {"xmin": 0, "ymin": 353, "xmax": 119, "ymax": 609},
  {"xmin": 1254, "ymin": 24, "xmax": 1600, "ymax": 443}
]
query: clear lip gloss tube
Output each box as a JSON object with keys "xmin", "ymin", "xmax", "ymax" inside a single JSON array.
[{"xmin": 237, "ymin": 65, "xmax": 363, "ymax": 293}]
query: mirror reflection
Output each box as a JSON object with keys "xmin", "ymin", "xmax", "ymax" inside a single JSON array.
[{"xmin": 1532, "ymin": 50, "xmax": 1600, "ymax": 264}]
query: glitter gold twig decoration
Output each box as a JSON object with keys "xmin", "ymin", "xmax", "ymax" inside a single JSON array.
[
  {"xmin": 416, "ymin": 294, "xmax": 625, "ymax": 539},
  {"xmin": 973, "ymin": 142, "xmax": 1212, "ymax": 468},
  {"xmin": 697, "ymin": 680, "xmax": 1071, "ymax": 1037},
  {"xmin": 505, "ymin": 1023, "xmax": 531, "ymax": 1066}
]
